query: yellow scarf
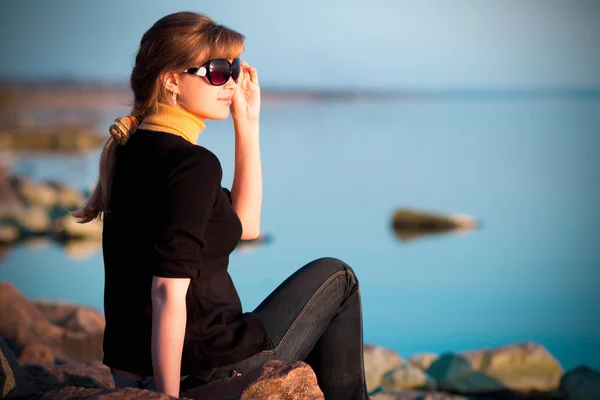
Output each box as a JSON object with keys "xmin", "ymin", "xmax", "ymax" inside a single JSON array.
[{"xmin": 138, "ymin": 103, "xmax": 206, "ymax": 144}]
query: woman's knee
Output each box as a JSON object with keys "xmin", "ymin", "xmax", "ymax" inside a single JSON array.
[{"xmin": 308, "ymin": 257, "xmax": 359, "ymax": 285}]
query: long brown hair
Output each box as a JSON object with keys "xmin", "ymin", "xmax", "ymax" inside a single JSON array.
[{"xmin": 72, "ymin": 12, "xmax": 244, "ymax": 223}]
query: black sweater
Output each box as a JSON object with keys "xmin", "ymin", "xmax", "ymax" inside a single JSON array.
[{"xmin": 101, "ymin": 129, "xmax": 270, "ymax": 376}]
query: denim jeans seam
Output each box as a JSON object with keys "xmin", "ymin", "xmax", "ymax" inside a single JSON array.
[
  {"xmin": 261, "ymin": 270, "xmax": 347, "ymax": 354},
  {"xmin": 205, "ymin": 367, "xmax": 217, "ymax": 381}
]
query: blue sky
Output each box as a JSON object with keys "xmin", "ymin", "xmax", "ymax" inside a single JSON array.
[{"xmin": 1, "ymin": 0, "xmax": 599, "ymax": 89}]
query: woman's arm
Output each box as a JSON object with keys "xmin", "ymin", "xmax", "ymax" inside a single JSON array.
[
  {"xmin": 231, "ymin": 119, "xmax": 262, "ymax": 240},
  {"xmin": 151, "ymin": 276, "xmax": 190, "ymax": 397},
  {"xmin": 230, "ymin": 61, "xmax": 262, "ymax": 240}
]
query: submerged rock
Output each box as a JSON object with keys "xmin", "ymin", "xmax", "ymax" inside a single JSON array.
[{"xmin": 391, "ymin": 208, "xmax": 477, "ymax": 242}]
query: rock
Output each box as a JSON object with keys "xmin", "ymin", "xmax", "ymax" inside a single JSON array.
[
  {"xmin": 364, "ymin": 344, "xmax": 405, "ymax": 393},
  {"xmin": 34, "ymin": 301, "xmax": 105, "ymax": 335},
  {"xmin": 426, "ymin": 342, "xmax": 564, "ymax": 395},
  {"xmin": 391, "ymin": 208, "xmax": 477, "ymax": 242},
  {"xmin": 53, "ymin": 214, "xmax": 102, "ymax": 239},
  {"xmin": 241, "ymin": 360, "xmax": 323, "ymax": 400},
  {"xmin": 559, "ymin": 366, "xmax": 600, "ymax": 400},
  {"xmin": 12, "ymin": 176, "xmax": 58, "ymax": 208},
  {"xmin": 182, "ymin": 360, "xmax": 324, "ymax": 400},
  {"xmin": 41, "ymin": 386, "xmax": 180, "ymax": 399},
  {"xmin": 0, "ymin": 282, "xmax": 104, "ymax": 364},
  {"xmin": 63, "ymin": 239, "xmax": 102, "ymax": 260},
  {"xmin": 381, "ymin": 363, "xmax": 437, "ymax": 390},
  {"xmin": 371, "ymin": 390, "xmax": 468, "ymax": 400},
  {"xmin": 0, "ymin": 224, "xmax": 19, "ymax": 243},
  {"xmin": 408, "ymin": 353, "xmax": 439, "ymax": 371},
  {"xmin": 0, "ymin": 336, "xmax": 36, "ymax": 398},
  {"xmin": 18, "ymin": 343, "xmax": 55, "ymax": 365},
  {"xmin": 12, "ymin": 205, "xmax": 51, "ymax": 234},
  {"xmin": 48, "ymin": 181, "xmax": 85, "ymax": 209}
]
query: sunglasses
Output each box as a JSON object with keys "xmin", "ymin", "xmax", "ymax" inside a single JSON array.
[{"xmin": 183, "ymin": 58, "xmax": 241, "ymax": 86}]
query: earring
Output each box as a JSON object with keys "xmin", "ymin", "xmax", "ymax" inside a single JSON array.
[{"xmin": 172, "ymin": 92, "xmax": 177, "ymax": 105}]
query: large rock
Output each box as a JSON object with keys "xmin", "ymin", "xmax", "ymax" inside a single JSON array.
[
  {"xmin": 381, "ymin": 363, "xmax": 436, "ymax": 390},
  {"xmin": 182, "ymin": 360, "xmax": 324, "ymax": 400},
  {"xmin": 21, "ymin": 361, "xmax": 114, "ymax": 394},
  {"xmin": 33, "ymin": 301, "xmax": 106, "ymax": 335},
  {"xmin": 364, "ymin": 344, "xmax": 405, "ymax": 393},
  {"xmin": 559, "ymin": 366, "xmax": 600, "ymax": 400},
  {"xmin": 41, "ymin": 386, "xmax": 179, "ymax": 399},
  {"xmin": 371, "ymin": 390, "xmax": 467, "ymax": 400},
  {"xmin": 12, "ymin": 176, "xmax": 59, "ymax": 208},
  {"xmin": 426, "ymin": 342, "xmax": 564, "ymax": 395},
  {"xmin": 0, "ymin": 282, "xmax": 104, "ymax": 363},
  {"xmin": 0, "ymin": 337, "xmax": 35, "ymax": 398},
  {"xmin": 408, "ymin": 353, "xmax": 439, "ymax": 371}
]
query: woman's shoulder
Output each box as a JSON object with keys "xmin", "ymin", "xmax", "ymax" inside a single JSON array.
[
  {"xmin": 134, "ymin": 129, "xmax": 221, "ymax": 169},
  {"xmin": 167, "ymin": 142, "xmax": 223, "ymax": 184}
]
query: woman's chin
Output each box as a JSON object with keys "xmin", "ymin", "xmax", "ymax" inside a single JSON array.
[{"xmin": 210, "ymin": 110, "xmax": 231, "ymax": 121}]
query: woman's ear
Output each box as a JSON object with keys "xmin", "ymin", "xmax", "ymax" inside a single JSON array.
[{"xmin": 161, "ymin": 72, "xmax": 181, "ymax": 94}]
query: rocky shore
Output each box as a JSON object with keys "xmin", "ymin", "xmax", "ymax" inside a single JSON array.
[
  {"xmin": 0, "ymin": 168, "xmax": 271, "ymax": 260},
  {"xmin": 1, "ymin": 282, "xmax": 598, "ymax": 399}
]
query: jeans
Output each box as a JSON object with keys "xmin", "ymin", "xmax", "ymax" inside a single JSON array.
[{"xmin": 113, "ymin": 257, "xmax": 368, "ymax": 400}]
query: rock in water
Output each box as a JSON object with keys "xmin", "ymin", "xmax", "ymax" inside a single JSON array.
[{"xmin": 391, "ymin": 208, "xmax": 477, "ymax": 242}]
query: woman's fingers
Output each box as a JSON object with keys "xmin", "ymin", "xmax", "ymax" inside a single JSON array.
[
  {"xmin": 240, "ymin": 60, "xmax": 258, "ymax": 85},
  {"xmin": 249, "ymin": 66, "xmax": 258, "ymax": 84}
]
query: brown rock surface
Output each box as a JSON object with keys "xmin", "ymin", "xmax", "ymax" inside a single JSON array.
[
  {"xmin": 0, "ymin": 282, "xmax": 104, "ymax": 363},
  {"xmin": 18, "ymin": 343, "xmax": 55, "ymax": 365},
  {"xmin": 0, "ymin": 337, "xmax": 35, "ymax": 398},
  {"xmin": 41, "ymin": 386, "xmax": 180, "ymax": 399},
  {"xmin": 182, "ymin": 360, "xmax": 324, "ymax": 400}
]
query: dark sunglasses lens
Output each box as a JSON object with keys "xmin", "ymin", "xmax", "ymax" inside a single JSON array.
[
  {"xmin": 231, "ymin": 59, "xmax": 241, "ymax": 82},
  {"xmin": 208, "ymin": 59, "xmax": 230, "ymax": 85}
]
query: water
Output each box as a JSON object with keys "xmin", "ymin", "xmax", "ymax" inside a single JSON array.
[{"xmin": 2, "ymin": 97, "xmax": 599, "ymax": 371}]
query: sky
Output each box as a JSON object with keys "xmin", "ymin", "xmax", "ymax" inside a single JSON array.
[{"xmin": 0, "ymin": 0, "xmax": 599, "ymax": 90}]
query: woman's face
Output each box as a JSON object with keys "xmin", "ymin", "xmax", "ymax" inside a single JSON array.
[{"xmin": 174, "ymin": 58, "xmax": 239, "ymax": 121}]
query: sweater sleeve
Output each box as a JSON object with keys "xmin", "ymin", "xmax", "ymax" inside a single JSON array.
[{"xmin": 152, "ymin": 147, "xmax": 222, "ymax": 280}]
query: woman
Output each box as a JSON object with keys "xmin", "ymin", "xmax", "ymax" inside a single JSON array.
[{"xmin": 74, "ymin": 11, "xmax": 368, "ymax": 400}]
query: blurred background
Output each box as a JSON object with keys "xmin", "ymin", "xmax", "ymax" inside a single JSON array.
[{"xmin": 1, "ymin": 0, "xmax": 599, "ymax": 373}]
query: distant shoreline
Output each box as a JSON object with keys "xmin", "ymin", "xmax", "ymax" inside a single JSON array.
[{"xmin": 1, "ymin": 80, "xmax": 599, "ymax": 108}]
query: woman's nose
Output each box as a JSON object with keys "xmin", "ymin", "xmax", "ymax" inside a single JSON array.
[{"xmin": 223, "ymin": 76, "xmax": 237, "ymax": 90}]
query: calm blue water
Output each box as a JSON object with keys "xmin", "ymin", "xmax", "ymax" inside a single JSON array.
[{"xmin": 2, "ymin": 97, "xmax": 599, "ymax": 371}]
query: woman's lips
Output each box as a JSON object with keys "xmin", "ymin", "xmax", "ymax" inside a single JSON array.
[{"xmin": 218, "ymin": 98, "xmax": 232, "ymax": 105}]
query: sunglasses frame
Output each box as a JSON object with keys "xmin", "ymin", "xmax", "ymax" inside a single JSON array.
[{"xmin": 183, "ymin": 58, "xmax": 241, "ymax": 86}]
